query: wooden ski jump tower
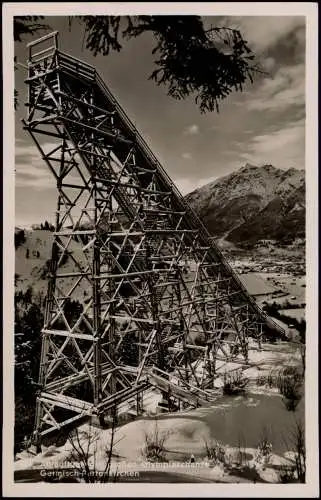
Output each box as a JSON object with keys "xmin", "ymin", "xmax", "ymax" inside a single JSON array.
[{"xmin": 23, "ymin": 32, "xmax": 284, "ymax": 440}]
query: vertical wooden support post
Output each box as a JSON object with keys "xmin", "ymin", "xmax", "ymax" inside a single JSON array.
[
  {"xmin": 34, "ymin": 139, "xmax": 64, "ymax": 440},
  {"xmin": 92, "ymin": 139, "xmax": 102, "ymax": 408}
]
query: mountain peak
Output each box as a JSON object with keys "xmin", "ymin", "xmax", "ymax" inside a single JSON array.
[
  {"xmin": 240, "ymin": 163, "xmax": 279, "ymax": 173},
  {"xmin": 261, "ymin": 164, "xmax": 277, "ymax": 170},
  {"xmin": 185, "ymin": 162, "xmax": 305, "ymax": 246},
  {"xmin": 239, "ymin": 163, "xmax": 258, "ymax": 172}
]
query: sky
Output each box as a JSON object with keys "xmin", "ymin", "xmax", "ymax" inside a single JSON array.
[{"xmin": 14, "ymin": 14, "xmax": 306, "ymax": 227}]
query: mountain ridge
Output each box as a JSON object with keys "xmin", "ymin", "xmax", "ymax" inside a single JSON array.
[{"xmin": 185, "ymin": 164, "xmax": 305, "ymax": 247}]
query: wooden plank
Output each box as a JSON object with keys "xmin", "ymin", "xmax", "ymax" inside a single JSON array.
[
  {"xmin": 42, "ymin": 329, "xmax": 94, "ymax": 342},
  {"xmin": 27, "ymin": 31, "xmax": 59, "ymax": 48},
  {"xmin": 40, "ymin": 392, "xmax": 93, "ymax": 412},
  {"xmin": 40, "ymin": 412, "xmax": 89, "ymax": 437}
]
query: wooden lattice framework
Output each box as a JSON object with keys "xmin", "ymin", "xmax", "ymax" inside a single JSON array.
[{"xmin": 22, "ymin": 32, "xmax": 284, "ymax": 439}]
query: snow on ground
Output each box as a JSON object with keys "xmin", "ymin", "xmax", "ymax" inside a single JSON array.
[
  {"xmin": 282, "ymin": 309, "xmax": 305, "ymax": 321},
  {"xmin": 15, "ymin": 341, "xmax": 304, "ymax": 483},
  {"xmin": 15, "ymin": 394, "xmax": 303, "ymax": 483},
  {"xmin": 239, "ymin": 273, "xmax": 276, "ymax": 296},
  {"xmin": 193, "ymin": 339, "xmax": 301, "ymax": 389}
]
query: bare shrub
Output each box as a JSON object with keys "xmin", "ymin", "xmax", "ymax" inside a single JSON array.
[
  {"xmin": 141, "ymin": 420, "xmax": 171, "ymax": 462},
  {"xmin": 267, "ymin": 371, "xmax": 275, "ymax": 388},
  {"xmin": 276, "ymin": 368, "xmax": 303, "ymax": 412},
  {"xmin": 66, "ymin": 406, "xmax": 119, "ymax": 483},
  {"xmin": 257, "ymin": 365, "xmax": 303, "ymax": 406},
  {"xmin": 254, "ymin": 427, "xmax": 273, "ymax": 470},
  {"xmin": 278, "ymin": 466, "xmax": 296, "ymax": 483},
  {"xmin": 226, "ymin": 435, "xmax": 261, "ymax": 483},
  {"xmin": 292, "ymin": 420, "xmax": 306, "ymax": 483},
  {"xmin": 203, "ymin": 438, "xmax": 226, "ymax": 465},
  {"xmin": 282, "ymin": 391, "xmax": 302, "ymax": 411},
  {"xmin": 256, "ymin": 375, "xmax": 266, "ymax": 386},
  {"xmin": 280, "ymin": 420, "xmax": 306, "ymax": 483},
  {"xmin": 256, "ymin": 371, "xmax": 276, "ymax": 388},
  {"xmin": 282, "ymin": 365, "xmax": 303, "ymax": 382},
  {"xmin": 234, "ymin": 435, "xmax": 251, "ymax": 468},
  {"xmin": 223, "ymin": 370, "xmax": 249, "ymax": 396},
  {"xmin": 68, "ymin": 426, "xmax": 100, "ymax": 483},
  {"xmin": 257, "ymin": 439, "xmax": 272, "ymax": 461}
]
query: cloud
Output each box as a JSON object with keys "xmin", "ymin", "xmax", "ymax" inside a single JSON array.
[
  {"xmin": 246, "ymin": 63, "xmax": 305, "ymax": 112},
  {"xmin": 181, "ymin": 152, "xmax": 192, "ymax": 160},
  {"xmin": 175, "ymin": 176, "xmax": 217, "ymax": 196},
  {"xmin": 183, "ymin": 124, "xmax": 199, "ymax": 135},
  {"xmin": 15, "ymin": 139, "xmax": 87, "ymax": 190},
  {"xmin": 15, "ymin": 141, "xmax": 55, "ymax": 190},
  {"xmin": 219, "ymin": 16, "xmax": 305, "ymax": 53},
  {"xmin": 239, "ymin": 118, "xmax": 305, "ymax": 169},
  {"xmin": 261, "ymin": 57, "xmax": 276, "ymax": 72}
]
